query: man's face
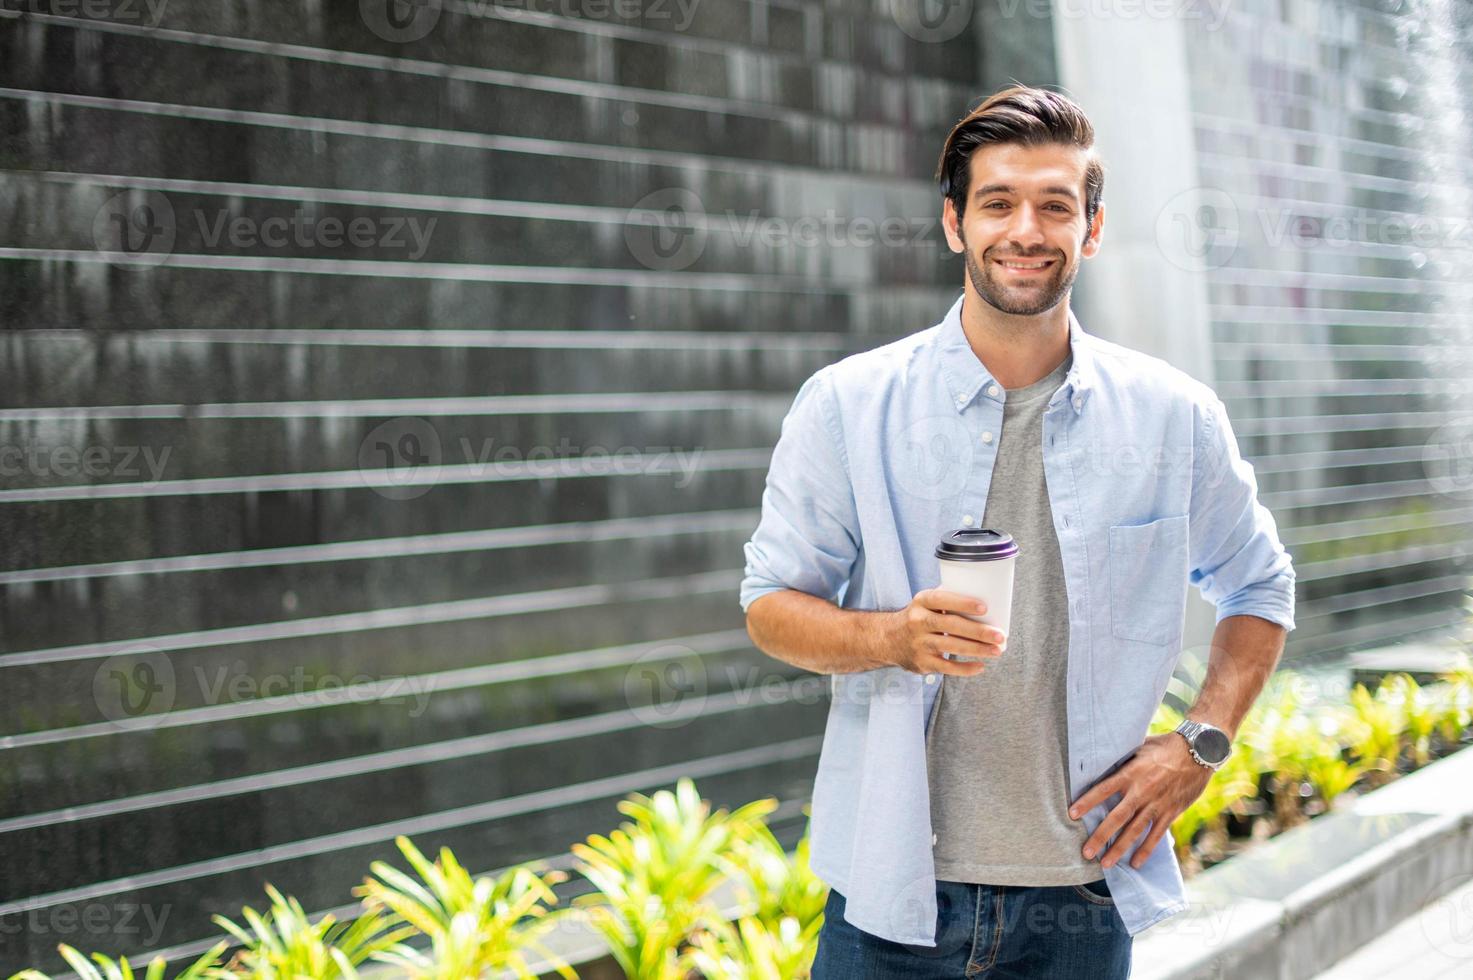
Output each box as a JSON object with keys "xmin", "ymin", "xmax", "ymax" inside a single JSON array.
[{"xmin": 942, "ymin": 142, "xmax": 1103, "ymax": 317}]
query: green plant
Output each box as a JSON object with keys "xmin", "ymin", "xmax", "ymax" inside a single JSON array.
[
  {"xmin": 1234, "ymin": 677, "xmax": 1325, "ymax": 831},
  {"xmin": 721, "ymin": 815, "xmax": 827, "ymax": 936},
  {"xmin": 7, "ymin": 942, "xmax": 227, "ymax": 980},
  {"xmin": 570, "ymin": 778, "xmax": 778, "ymax": 980},
  {"xmin": 1379, "ymin": 673, "xmax": 1441, "ymax": 767},
  {"xmin": 1428, "ymin": 660, "xmax": 1472, "ymax": 748},
  {"xmin": 680, "ymin": 913, "xmax": 823, "ymax": 980},
  {"xmin": 1346, "ymin": 682, "xmax": 1406, "ymax": 789},
  {"xmin": 210, "ymin": 883, "xmax": 412, "ymax": 979},
  {"xmin": 1302, "ymin": 740, "xmax": 1365, "ymax": 809},
  {"xmin": 355, "ymin": 835, "xmax": 576, "ymax": 980}
]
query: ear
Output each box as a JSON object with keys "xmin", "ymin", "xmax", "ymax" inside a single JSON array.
[
  {"xmin": 941, "ymin": 196, "xmax": 965, "ymax": 254},
  {"xmin": 1080, "ymin": 201, "xmax": 1104, "ymax": 258}
]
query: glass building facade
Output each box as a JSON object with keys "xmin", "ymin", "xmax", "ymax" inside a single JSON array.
[{"xmin": 1177, "ymin": 0, "xmax": 1473, "ymax": 658}]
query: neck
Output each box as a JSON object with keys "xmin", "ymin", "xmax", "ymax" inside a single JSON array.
[{"xmin": 959, "ymin": 285, "xmax": 1072, "ymax": 390}]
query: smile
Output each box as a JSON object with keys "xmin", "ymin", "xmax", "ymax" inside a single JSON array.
[{"xmin": 995, "ymin": 258, "xmax": 1055, "ymax": 273}]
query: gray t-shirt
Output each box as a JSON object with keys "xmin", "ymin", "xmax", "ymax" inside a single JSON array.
[{"xmin": 924, "ymin": 348, "xmax": 1100, "ymax": 886}]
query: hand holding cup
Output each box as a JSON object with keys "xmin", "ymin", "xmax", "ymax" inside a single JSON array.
[{"xmin": 888, "ymin": 588, "xmax": 1009, "ymax": 677}]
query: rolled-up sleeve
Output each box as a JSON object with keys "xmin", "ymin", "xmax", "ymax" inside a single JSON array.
[
  {"xmin": 1188, "ymin": 393, "xmax": 1296, "ymax": 631},
  {"xmin": 739, "ymin": 366, "xmax": 860, "ymax": 613}
]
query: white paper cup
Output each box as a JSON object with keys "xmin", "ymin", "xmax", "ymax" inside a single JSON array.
[{"xmin": 935, "ymin": 528, "xmax": 1017, "ymax": 662}]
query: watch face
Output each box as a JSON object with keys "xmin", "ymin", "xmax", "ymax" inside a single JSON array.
[{"xmin": 1195, "ymin": 727, "xmax": 1232, "ymax": 765}]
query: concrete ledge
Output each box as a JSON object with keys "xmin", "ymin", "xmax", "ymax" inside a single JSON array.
[
  {"xmin": 1347, "ymin": 643, "xmax": 1469, "ymax": 690},
  {"xmin": 1132, "ymin": 746, "xmax": 1473, "ymax": 979}
]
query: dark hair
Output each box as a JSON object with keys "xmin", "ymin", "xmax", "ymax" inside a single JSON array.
[{"xmin": 935, "ymin": 85, "xmax": 1104, "ymax": 235}]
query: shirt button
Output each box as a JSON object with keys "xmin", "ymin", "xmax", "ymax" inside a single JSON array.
[
  {"xmin": 932, "ymin": 833, "xmax": 939, "ymax": 846},
  {"xmin": 962, "ymin": 514, "xmax": 975, "ymax": 526},
  {"xmin": 926, "ymin": 674, "xmax": 937, "ymax": 684},
  {"xmin": 1074, "ymin": 397, "xmax": 1083, "ymax": 410},
  {"xmin": 987, "ymin": 385, "xmax": 999, "ymax": 397},
  {"xmin": 982, "ymin": 431, "xmax": 994, "ymax": 444}
]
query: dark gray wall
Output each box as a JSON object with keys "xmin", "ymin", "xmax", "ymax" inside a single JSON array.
[{"xmin": 0, "ymin": 0, "xmax": 1051, "ymax": 971}]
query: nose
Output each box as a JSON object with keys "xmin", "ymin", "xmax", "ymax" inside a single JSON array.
[{"xmin": 1005, "ymin": 202, "xmax": 1047, "ymax": 249}]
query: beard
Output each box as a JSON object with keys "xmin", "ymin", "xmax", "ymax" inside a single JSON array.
[{"xmin": 960, "ymin": 232, "xmax": 1079, "ymax": 317}]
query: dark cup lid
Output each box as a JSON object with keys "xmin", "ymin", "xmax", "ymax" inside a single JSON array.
[{"xmin": 935, "ymin": 528, "xmax": 1018, "ymax": 562}]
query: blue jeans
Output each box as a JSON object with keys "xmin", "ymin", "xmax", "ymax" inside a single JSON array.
[{"xmin": 810, "ymin": 878, "xmax": 1132, "ymax": 979}]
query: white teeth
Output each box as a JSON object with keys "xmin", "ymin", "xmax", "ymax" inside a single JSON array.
[{"xmin": 999, "ymin": 260, "xmax": 1050, "ymax": 269}]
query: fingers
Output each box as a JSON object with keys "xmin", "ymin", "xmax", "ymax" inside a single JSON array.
[
  {"xmin": 1083, "ymin": 796, "xmax": 1134, "ymax": 859},
  {"xmin": 919, "ymin": 652, "xmax": 989, "ymax": 677},
  {"xmin": 1069, "ymin": 777, "xmax": 1118, "ymax": 819},
  {"xmin": 928, "ymin": 636, "xmax": 1004, "ymax": 666},
  {"xmin": 1129, "ymin": 817, "xmax": 1171, "ymax": 870},
  {"xmin": 916, "ymin": 588, "xmax": 988, "ymax": 616},
  {"xmin": 902, "ymin": 590, "xmax": 1007, "ymax": 677},
  {"xmin": 1100, "ymin": 810, "xmax": 1154, "ymax": 869},
  {"xmin": 926, "ymin": 610, "xmax": 1008, "ymax": 649}
]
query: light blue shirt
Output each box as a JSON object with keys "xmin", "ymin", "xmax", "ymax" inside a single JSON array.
[{"xmin": 738, "ymin": 292, "xmax": 1296, "ymax": 945}]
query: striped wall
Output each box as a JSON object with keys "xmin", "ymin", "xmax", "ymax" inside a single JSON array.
[{"xmin": 0, "ymin": 0, "xmax": 1048, "ymax": 971}]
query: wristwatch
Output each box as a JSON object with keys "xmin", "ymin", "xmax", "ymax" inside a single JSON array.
[{"xmin": 1174, "ymin": 719, "xmax": 1232, "ymax": 771}]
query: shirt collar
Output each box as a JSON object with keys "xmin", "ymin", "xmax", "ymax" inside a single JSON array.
[{"xmin": 936, "ymin": 291, "xmax": 1097, "ymax": 415}]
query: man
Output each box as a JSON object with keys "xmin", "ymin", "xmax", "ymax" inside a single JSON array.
[{"xmin": 738, "ymin": 86, "xmax": 1295, "ymax": 978}]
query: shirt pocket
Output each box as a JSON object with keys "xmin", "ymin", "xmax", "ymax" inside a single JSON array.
[{"xmin": 1107, "ymin": 514, "xmax": 1190, "ymax": 645}]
